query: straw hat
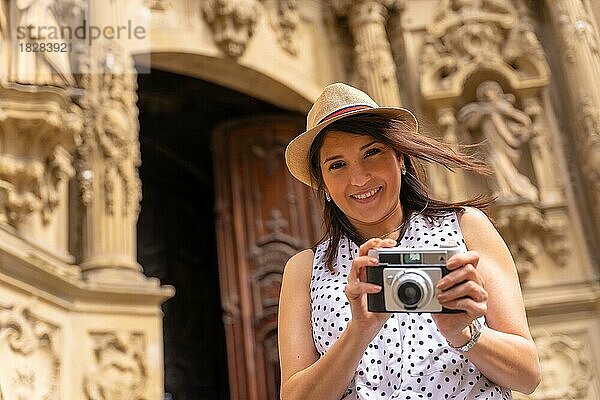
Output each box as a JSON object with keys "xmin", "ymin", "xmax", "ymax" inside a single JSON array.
[{"xmin": 285, "ymin": 82, "xmax": 418, "ymax": 187}]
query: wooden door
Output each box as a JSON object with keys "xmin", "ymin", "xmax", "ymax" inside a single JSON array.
[{"xmin": 212, "ymin": 116, "xmax": 322, "ymax": 400}]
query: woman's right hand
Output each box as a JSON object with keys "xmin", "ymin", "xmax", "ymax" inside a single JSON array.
[{"xmin": 344, "ymin": 237, "xmax": 396, "ymax": 335}]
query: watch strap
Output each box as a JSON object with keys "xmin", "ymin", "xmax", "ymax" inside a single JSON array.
[{"xmin": 448, "ymin": 318, "xmax": 483, "ymax": 352}]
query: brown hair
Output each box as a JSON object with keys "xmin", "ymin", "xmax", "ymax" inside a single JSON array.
[{"xmin": 309, "ymin": 113, "xmax": 493, "ymax": 270}]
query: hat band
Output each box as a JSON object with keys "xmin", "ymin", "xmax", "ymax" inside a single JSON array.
[{"xmin": 317, "ymin": 104, "xmax": 374, "ymax": 125}]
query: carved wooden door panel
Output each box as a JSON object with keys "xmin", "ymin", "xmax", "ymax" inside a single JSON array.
[{"xmin": 212, "ymin": 116, "xmax": 322, "ymax": 400}]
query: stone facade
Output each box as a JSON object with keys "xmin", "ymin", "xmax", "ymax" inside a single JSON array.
[{"xmin": 0, "ymin": 0, "xmax": 599, "ymax": 399}]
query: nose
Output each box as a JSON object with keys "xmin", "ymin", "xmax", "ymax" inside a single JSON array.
[{"xmin": 349, "ymin": 164, "xmax": 371, "ymax": 187}]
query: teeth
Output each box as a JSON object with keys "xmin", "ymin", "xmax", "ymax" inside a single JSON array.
[{"xmin": 352, "ymin": 187, "xmax": 380, "ymax": 199}]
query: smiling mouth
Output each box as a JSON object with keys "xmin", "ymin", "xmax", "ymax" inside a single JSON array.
[{"xmin": 350, "ymin": 186, "xmax": 382, "ymax": 200}]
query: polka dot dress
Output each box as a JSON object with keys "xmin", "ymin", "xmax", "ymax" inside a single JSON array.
[{"xmin": 310, "ymin": 211, "xmax": 512, "ymax": 399}]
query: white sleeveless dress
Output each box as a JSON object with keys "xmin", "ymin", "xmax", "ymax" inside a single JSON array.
[{"xmin": 310, "ymin": 211, "xmax": 512, "ymax": 399}]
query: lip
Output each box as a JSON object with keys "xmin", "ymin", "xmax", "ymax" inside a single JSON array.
[{"xmin": 349, "ymin": 186, "xmax": 382, "ymax": 203}]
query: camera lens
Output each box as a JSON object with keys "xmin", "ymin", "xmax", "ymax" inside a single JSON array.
[
  {"xmin": 397, "ymin": 282, "xmax": 422, "ymax": 306},
  {"xmin": 389, "ymin": 270, "xmax": 434, "ymax": 310}
]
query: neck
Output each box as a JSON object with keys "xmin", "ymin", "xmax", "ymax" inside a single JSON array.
[{"xmin": 352, "ymin": 204, "xmax": 406, "ymax": 241}]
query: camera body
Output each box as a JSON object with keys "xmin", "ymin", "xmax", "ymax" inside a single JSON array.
[{"xmin": 366, "ymin": 245, "xmax": 462, "ymax": 313}]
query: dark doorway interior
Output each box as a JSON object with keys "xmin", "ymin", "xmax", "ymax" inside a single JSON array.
[{"xmin": 136, "ymin": 69, "xmax": 284, "ymax": 400}]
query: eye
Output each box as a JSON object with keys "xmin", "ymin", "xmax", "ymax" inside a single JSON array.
[
  {"xmin": 365, "ymin": 147, "xmax": 381, "ymax": 158},
  {"xmin": 328, "ymin": 161, "xmax": 345, "ymax": 170}
]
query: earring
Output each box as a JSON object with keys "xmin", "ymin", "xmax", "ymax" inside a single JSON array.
[
  {"xmin": 325, "ymin": 191, "xmax": 331, "ymax": 202},
  {"xmin": 401, "ymin": 166, "xmax": 407, "ymax": 176}
]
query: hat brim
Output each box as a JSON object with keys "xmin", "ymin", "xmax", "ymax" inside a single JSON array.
[{"xmin": 285, "ymin": 107, "xmax": 418, "ymax": 187}]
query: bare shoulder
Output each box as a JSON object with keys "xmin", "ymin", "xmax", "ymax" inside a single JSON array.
[
  {"xmin": 458, "ymin": 206, "xmax": 492, "ymax": 229},
  {"xmin": 283, "ymin": 248, "xmax": 315, "ymax": 285},
  {"xmin": 457, "ymin": 207, "xmax": 513, "ymax": 266},
  {"xmin": 457, "ymin": 207, "xmax": 498, "ymax": 245}
]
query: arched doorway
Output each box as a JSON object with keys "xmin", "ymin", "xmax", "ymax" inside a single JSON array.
[{"xmin": 136, "ymin": 68, "xmax": 317, "ymax": 399}]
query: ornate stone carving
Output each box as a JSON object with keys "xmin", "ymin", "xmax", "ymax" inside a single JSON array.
[
  {"xmin": 522, "ymin": 96, "xmax": 564, "ymax": 205},
  {"xmin": 577, "ymin": 93, "xmax": 600, "ymax": 191},
  {"xmin": 74, "ymin": 40, "xmax": 146, "ymax": 281},
  {"xmin": 428, "ymin": 0, "xmax": 516, "ymax": 37},
  {"xmin": 503, "ymin": 3, "xmax": 548, "ymax": 71},
  {"xmin": 420, "ymin": 0, "xmax": 549, "ymax": 100},
  {"xmin": 8, "ymin": 0, "xmax": 76, "ymax": 87},
  {"xmin": 0, "ymin": 88, "xmax": 82, "ymax": 227},
  {"xmin": 539, "ymin": 207, "xmax": 570, "ymax": 267},
  {"xmin": 459, "ymin": 81, "xmax": 538, "ymax": 202},
  {"xmin": 495, "ymin": 203, "xmax": 543, "ymax": 280},
  {"xmin": 268, "ymin": 0, "xmax": 300, "ymax": 56},
  {"xmin": 495, "ymin": 203, "xmax": 570, "ymax": 282},
  {"xmin": 0, "ymin": 302, "xmax": 61, "ymax": 400},
  {"xmin": 76, "ymin": 42, "xmax": 141, "ymax": 217},
  {"xmin": 332, "ymin": 0, "xmax": 402, "ymax": 106},
  {"xmin": 202, "ymin": 0, "xmax": 262, "ymax": 58},
  {"xmin": 84, "ymin": 332, "xmax": 147, "ymax": 400},
  {"xmin": 528, "ymin": 330, "xmax": 593, "ymax": 399}
]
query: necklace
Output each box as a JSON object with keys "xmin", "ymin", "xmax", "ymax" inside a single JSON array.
[{"xmin": 378, "ymin": 220, "xmax": 406, "ymax": 239}]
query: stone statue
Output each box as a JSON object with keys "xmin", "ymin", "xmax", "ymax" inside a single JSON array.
[
  {"xmin": 202, "ymin": 0, "xmax": 261, "ymax": 58},
  {"xmin": 458, "ymin": 80, "xmax": 538, "ymax": 202},
  {"xmin": 11, "ymin": 0, "xmax": 74, "ymax": 86}
]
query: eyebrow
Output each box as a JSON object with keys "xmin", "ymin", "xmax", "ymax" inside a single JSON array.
[{"xmin": 322, "ymin": 140, "xmax": 379, "ymax": 164}]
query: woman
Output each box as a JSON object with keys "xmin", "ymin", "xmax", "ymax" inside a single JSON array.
[{"xmin": 278, "ymin": 83, "xmax": 541, "ymax": 399}]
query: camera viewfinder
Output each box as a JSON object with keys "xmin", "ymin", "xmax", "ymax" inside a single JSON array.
[{"xmin": 402, "ymin": 252, "xmax": 422, "ymax": 264}]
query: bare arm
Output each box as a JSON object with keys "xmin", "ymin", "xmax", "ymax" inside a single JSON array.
[
  {"xmin": 278, "ymin": 239, "xmax": 395, "ymax": 400},
  {"xmin": 436, "ymin": 207, "xmax": 541, "ymax": 394}
]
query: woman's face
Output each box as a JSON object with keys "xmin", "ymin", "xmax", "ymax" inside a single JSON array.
[{"xmin": 319, "ymin": 131, "xmax": 404, "ymax": 233}]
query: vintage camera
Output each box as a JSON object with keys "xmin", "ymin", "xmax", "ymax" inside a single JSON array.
[{"xmin": 366, "ymin": 245, "xmax": 463, "ymax": 313}]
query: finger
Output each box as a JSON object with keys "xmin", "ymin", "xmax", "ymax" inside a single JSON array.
[
  {"xmin": 344, "ymin": 282, "xmax": 382, "ymax": 300},
  {"xmin": 437, "ymin": 263, "xmax": 483, "ymax": 290},
  {"xmin": 439, "ymin": 297, "xmax": 487, "ymax": 318},
  {"xmin": 447, "ymin": 250, "xmax": 480, "ymax": 270},
  {"xmin": 438, "ymin": 280, "xmax": 488, "ymax": 303},
  {"xmin": 348, "ymin": 256, "xmax": 379, "ymax": 282},
  {"xmin": 358, "ymin": 238, "xmax": 383, "ymax": 256},
  {"xmin": 358, "ymin": 238, "xmax": 397, "ymax": 256}
]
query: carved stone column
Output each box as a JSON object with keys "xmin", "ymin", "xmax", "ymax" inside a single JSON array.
[
  {"xmin": 75, "ymin": 42, "xmax": 144, "ymax": 284},
  {"xmin": 332, "ymin": 0, "xmax": 402, "ymax": 106},
  {"xmin": 546, "ymin": 0, "xmax": 600, "ymax": 222}
]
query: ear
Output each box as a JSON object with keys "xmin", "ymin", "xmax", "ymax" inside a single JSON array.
[{"xmin": 396, "ymin": 153, "xmax": 404, "ymax": 168}]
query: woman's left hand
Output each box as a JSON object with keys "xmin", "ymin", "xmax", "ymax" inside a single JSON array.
[{"xmin": 432, "ymin": 250, "xmax": 488, "ymax": 346}]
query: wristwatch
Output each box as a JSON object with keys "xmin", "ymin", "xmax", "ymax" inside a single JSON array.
[{"xmin": 448, "ymin": 318, "xmax": 483, "ymax": 352}]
